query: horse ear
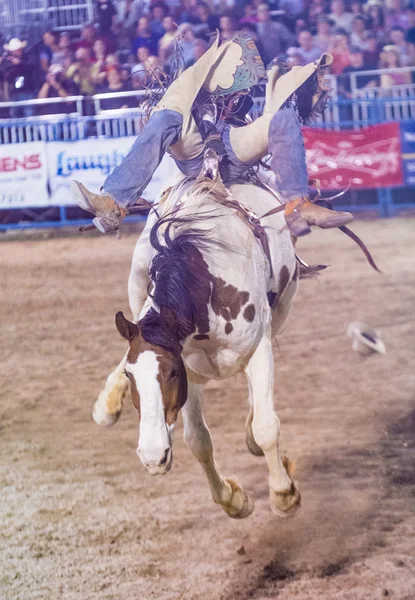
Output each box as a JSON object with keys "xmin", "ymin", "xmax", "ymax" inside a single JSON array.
[
  {"xmin": 160, "ymin": 305, "xmax": 178, "ymax": 335},
  {"xmin": 115, "ymin": 311, "xmax": 138, "ymax": 341}
]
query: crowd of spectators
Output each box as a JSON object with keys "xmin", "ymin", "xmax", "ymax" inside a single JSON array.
[{"xmin": 1, "ymin": 0, "xmax": 415, "ymax": 117}]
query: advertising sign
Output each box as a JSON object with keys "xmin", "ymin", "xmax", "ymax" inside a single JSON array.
[
  {"xmin": 400, "ymin": 122, "xmax": 415, "ymax": 186},
  {"xmin": 0, "ymin": 142, "xmax": 48, "ymax": 208},
  {"xmin": 47, "ymin": 137, "xmax": 177, "ymax": 205},
  {"xmin": 304, "ymin": 122, "xmax": 403, "ymax": 189}
]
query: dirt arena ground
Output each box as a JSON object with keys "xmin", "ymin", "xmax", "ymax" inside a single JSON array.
[{"xmin": 1, "ymin": 218, "xmax": 414, "ymax": 600}]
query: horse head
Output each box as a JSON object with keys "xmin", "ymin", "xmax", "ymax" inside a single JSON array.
[{"xmin": 116, "ymin": 308, "xmax": 188, "ymax": 475}]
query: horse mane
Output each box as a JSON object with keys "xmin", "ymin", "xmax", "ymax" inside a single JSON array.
[{"xmin": 139, "ymin": 181, "xmax": 230, "ymax": 353}]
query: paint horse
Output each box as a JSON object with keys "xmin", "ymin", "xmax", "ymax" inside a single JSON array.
[{"xmin": 94, "ymin": 177, "xmax": 301, "ymax": 519}]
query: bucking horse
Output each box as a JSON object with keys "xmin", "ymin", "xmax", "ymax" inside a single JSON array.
[{"xmin": 93, "ymin": 174, "xmax": 301, "ymax": 519}]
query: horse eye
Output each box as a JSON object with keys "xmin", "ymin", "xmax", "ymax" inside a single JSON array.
[
  {"xmin": 124, "ymin": 370, "xmax": 130, "ymax": 378},
  {"xmin": 170, "ymin": 368, "xmax": 179, "ymax": 380}
]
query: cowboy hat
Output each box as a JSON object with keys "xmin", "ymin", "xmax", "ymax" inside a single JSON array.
[
  {"xmin": 4, "ymin": 38, "xmax": 27, "ymax": 52},
  {"xmin": 347, "ymin": 322, "xmax": 386, "ymax": 356}
]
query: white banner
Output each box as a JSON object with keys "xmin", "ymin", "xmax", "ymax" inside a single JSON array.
[
  {"xmin": 0, "ymin": 142, "xmax": 48, "ymax": 208},
  {"xmin": 47, "ymin": 137, "xmax": 177, "ymax": 206}
]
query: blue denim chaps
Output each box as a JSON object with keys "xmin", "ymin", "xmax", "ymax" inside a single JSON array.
[{"xmin": 103, "ymin": 107, "xmax": 309, "ymax": 207}]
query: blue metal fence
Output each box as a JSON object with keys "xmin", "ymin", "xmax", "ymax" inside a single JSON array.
[{"xmin": 0, "ymin": 96, "xmax": 414, "ymax": 232}]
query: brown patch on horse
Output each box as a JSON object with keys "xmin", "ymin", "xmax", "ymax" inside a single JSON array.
[
  {"xmin": 225, "ymin": 322, "xmax": 233, "ymax": 335},
  {"xmin": 128, "ymin": 375, "xmax": 141, "ymax": 416},
  {"xmin": 194, "ymin": 333, "xmax": 210, "ymax": 340},
  {"xmin": 156, "ymin": 352, "xmax": 188, "ymax": 425},
  {"xmin": 278, "ymin": 265, "xmax": 290, "ymax": 296},
  {"xmin": 211, "ymin": 276, "xmax": 249, "ymax": 322},
  {"xmin": 267, "ymin": 291, "xmax": 277, "ymax": 309},
  {"xmin": 243, "ymin": 304, "xmax": 256, "ymax": 323},
  {"xmin": 127, "ymin": 330, "xmax": 153, "ymax": 364}
]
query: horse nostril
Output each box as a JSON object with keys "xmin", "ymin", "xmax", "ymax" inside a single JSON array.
[{"xmin": 159, "ymin": 448, "xmax": 170, "ymax": 466}]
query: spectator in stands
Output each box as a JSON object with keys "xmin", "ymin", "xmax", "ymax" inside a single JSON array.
[
  {"xmin": 329, "ymin": 0, "xmax": 354, "ymax": 32},
  {"xmin": 117, "ymin": 0, "xmax": 150, "ymax": 31},
  {"xmin": 180, "ymin": 0, "xmax": 199, "ymax": 24},
  {"xmin": 77, "ymin": 24, "xmax": 98, "ymax": 52},
  {"xmin": 308, "ymin": 0, "xmax": 328, "ymax": 28},
  {"xmin": 363, "ymin": 32, "xmax": 380, "ymax": 68},
  {"xmin": 52, "ymin": 33, "xmax": 75, "ymax": 72},
  {"xmin": 96, "ymin": 0, "xmax": 118, "ymax": 35},
  {"xmin": 350, "ymin": 15, "xmax": 369, "ymax": 49},
  {"xmin": 193, "ymin": 2, "xmax": 219, "ymax": 37},
  {"xmin": 220, "ymin": 15, "xmax": 236, "ymax": 42},
  {"xmin": 91, "ymin": 39, "xmax": 109, "ymax": 85},
  {"xmin": 296, "ymin": 29, "xmax": 322, "ymax": 64},
  {"xmin": 280, "ymin": 0, "xmax": 305, "ymax": 18},
  {"xmin": 379, "ymin": 45, "xmax": 411, "ymax": 86},
  {"xmin": 389, "ymin": 26, "xmax": 413, "ymax": 67},
  {"xmin": 286, "ymin": 47, "xmax": 303, "ymax": 67},
  {"xmin": 175, "ymin": 23, "xmax": 196, "ymax": 66},
  {"xmin": 158, "ymin": 16, "xmax": 177, "ymax": 52},
  {"xmin": 37, "ymin": 63, "xmax": 80, "ymax": 114},
  {"xmin": 256, "ymin": 3, "xmax": 294, "ymax": 66},
  {"xmin": 384, "ymin": 0, "xmax": 410, "ymax": 32},
  {"xmin": 338, "ymin": 45, "xmax": 378, "ymax": 122},
  {"xmin": 329, "ymin": 28, "xmax": 351, "ymax": 74},
  {"xmin": 314, "ymin": 15, "xmax": 333, "ymax": 52},
  {"xmin": 150, "ymin": 2, "xmax": 168, "ymax": 39},
  {"xmin": 365, "ymin": 0, "xmax": 385, "ymax": 41},
  {"xmin": 66, "ymin": 48, "xmax": 96, "ymax": 95},
  {"xmin": 130, "ymin": 47, "xmax": 152, "ymax": 89},
  {"xmin": 192, "ymin": 37, "xmax": 208, "ymax": 61},
  {"xmin": 39, "ymin": 31, "xmax": 59, "ymax": 75},
  {"xmin": 339, "ymin": 46, "xmax": 377, "ymax": 96},
  {"xmin": 351, "ymin": 0, "xmax": 365, "ymax": 16},
  {"xmin": 239, "ymin": 2, "xmax": 257, "ymax": 27},
  {"xmin": 98, "ymin": 66, "xmax": 132, "ymax": 109},
  {"xmin": 0, "ymin": 38, "xmax": 34, "ymax": 116},
  {"xmin": 132, "ymin": 17, "xmax": 160, "ymax": 56}
]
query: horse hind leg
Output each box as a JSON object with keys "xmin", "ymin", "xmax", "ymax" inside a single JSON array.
[
  {"xmin": 93, "ymin": 352, "xmax": 129, "ymax": 427},
  {"xmin": 183, "ymin": 381, "xmax": 254, "ymax": 519}
]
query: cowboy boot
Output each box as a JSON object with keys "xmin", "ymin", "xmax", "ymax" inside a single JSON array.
[
  {"xmin": 71, "ymin": 181, "xmax": 128, "ymax": 233},
  {"xmin": 285, "ymin": 197, "xmax": 354, "ymax": 237}
]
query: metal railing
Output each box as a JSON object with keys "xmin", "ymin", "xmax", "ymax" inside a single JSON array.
[
  {"xmin": 47, "ymin": 0, "xmax": 95, "ymax": 31},
  {"xmin": 0, "ymin": 0, "xmax": 94, "ymax": 35},
  {"xmin": 349, "ymin": 66, "xmax": 415, "ymax": 125}
]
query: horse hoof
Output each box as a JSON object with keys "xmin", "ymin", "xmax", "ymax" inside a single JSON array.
[
  {"xmin": 221, "ymin": 478, "xmax": 255, "ymax": 519},
  {"xmin": 269, "ymin": 481, "xmax": 301, "ymax": 518},
  {"xmin": 92, "ymin": 399, "xmax": 121, "ymax": 427}
]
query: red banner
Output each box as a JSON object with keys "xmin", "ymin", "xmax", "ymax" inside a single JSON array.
[{"xmin": 303, "ymin": 122, "xmax": 403, "ymax": 189}]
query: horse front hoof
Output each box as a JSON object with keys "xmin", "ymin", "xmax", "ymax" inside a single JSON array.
[
  {"xmin": 220, "ymin": 478, "xmax": 255, "ymax": 519},
  {"xmin": 269, "ymin": 481, "xmax": 301, "ymax": 518}
]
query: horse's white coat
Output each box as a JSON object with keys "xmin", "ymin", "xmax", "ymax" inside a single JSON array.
[{"xmin": 97, "ymin": 176, "xmax": 301, "ymax": 516}]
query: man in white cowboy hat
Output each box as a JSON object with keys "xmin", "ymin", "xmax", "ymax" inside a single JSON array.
[
  {"xmin": 72, "ymin": 33, "xmax": 353, "ymax": 237},
  {"xmin": 0, "ymin": 37, "xmax": 34, "ymax": 116}
]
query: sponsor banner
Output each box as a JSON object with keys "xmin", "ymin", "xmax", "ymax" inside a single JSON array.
[
  {"xmin": 400, "ymin": 122, "xmax": 415, "ymax": 186},
  {"xmin": 0, "ymin": 142, "xmax": 48, "ymax": 208},
  {"xmin": 304, "ymin": 122, "xmax": 403, "ymax": 189},
  {"xmin": 47, "ymin": 137, "xmax": 177, "ymax": 205}
]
